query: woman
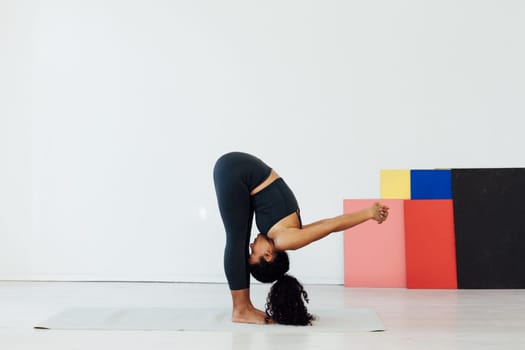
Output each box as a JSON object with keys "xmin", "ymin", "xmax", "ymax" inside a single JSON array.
[{"xmin": 213, "ymin": 152, "xmax": 389, "ymax": 325}]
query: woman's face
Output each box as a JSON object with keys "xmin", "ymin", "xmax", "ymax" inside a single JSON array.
[{"xmin": 248, "ymin": 234, "xmax": 275, "ymax": 265}]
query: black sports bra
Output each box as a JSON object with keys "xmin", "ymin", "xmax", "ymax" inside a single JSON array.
[{"xmin": 252, "ymin": 178, "xmax": 302, "ymax": 234}]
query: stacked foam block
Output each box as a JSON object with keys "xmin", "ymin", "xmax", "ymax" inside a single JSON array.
[{"xmin": 344, "ymin": 168, "xmax": 525, "ymax": 289}]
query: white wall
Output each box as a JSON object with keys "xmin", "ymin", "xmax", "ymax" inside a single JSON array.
[{"xmin": 1, "ymin": 0, "xmax": 524, "ymax": 284}]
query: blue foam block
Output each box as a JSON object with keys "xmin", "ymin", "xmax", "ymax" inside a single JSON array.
[{"xmin": 411, "ymin": 170, "xmax": 452, "ymax": 199}]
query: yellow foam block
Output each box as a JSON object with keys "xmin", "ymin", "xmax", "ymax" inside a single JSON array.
[{"xmin": 380, "ymin": 169, "xmax": 410, "ymax": 199}]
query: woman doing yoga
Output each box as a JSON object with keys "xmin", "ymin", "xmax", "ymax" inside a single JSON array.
[{"xmin": 213, "ymin": 152, "xmax": 389, "ymax": 325}]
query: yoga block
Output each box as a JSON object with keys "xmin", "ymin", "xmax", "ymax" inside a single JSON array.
[
  {"xmin": 410, "ymin": 170, "xmax": 452, "ymax": 199},
  {"xmin": 380, "ymin": 170, "xmax": 411, "ymax": 199},
  {"xmin": 344, "ymin": 199, "xmax": 406, "ymax": 288},
  {"xmin": 452, "ymin": 168, "xmax": 525, "ymax": 289},
  {"xmin": 404, "ymin": 200, "xmax": 457, "ymax": 289}
]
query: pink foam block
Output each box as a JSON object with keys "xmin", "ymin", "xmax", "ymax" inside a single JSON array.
[{"xmin": 344, "ymin": 199, "xmax": 406, "ymax": 288}]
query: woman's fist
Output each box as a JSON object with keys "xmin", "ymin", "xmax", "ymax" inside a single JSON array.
[{"xmin": 370, "ymin": 202, "xmax": 389, "ymax": 224}]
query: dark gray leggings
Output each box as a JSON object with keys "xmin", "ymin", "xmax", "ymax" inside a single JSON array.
[{"xmin": 213, "ymin": 152, "xmax": 272, "ymax": 290}]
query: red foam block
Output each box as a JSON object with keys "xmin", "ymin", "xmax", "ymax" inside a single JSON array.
[
  {"xmin": 344, "ymin": 200, "xmax": 406, "ymax": 288},
  {"xmin": 404, "ymin": 200, "xmax": 457, "ymax": 289}
]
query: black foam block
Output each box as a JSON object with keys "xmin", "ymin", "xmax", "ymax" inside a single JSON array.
[{"xmin": 452, "ymin": 168, "xmax": 525, "ymax": 289}]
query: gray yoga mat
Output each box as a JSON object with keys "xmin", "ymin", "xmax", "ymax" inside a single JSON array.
[{"xmin": 34, "ymin": 307, "xmax": 385, "ymax": 332}]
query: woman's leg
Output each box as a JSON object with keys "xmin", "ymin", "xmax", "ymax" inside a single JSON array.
[{"xmin": 213, "ymin": 155, "xmax": 266, "ymax": 324}]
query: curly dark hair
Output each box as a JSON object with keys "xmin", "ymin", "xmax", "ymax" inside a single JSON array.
[
  {"xmin": 249, "ymin": 250, "xmax": 289, "ymax": 283},
  {"xmin": 265, "ymin": 274, "xmax": 315, "ymax": 326},
  {"xmin": 249, "ymin": 250, "xmax": 314, "ymax": 326}
]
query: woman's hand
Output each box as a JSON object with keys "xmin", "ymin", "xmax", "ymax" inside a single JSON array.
[{"xmin": 370, "ymin": 202, "xmax": 389, "ymax": 224}]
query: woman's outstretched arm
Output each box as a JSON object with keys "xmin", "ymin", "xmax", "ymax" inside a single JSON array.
[{"xmin": 273, "ymin": 203, "xmax": 389, "ymax": 251}]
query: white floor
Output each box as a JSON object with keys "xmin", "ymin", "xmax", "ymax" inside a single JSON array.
[{"xmin": 1, "ymin": 282, "xmax": 524, "ymax": 350}]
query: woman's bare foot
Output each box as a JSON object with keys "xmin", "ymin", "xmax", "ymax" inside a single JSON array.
[
  {"xmin": 230, "ymin": 289, "xmax": 272, "ymax": 324},
  {"xmin": 232, "ymin": 306, "xmax": 267, "ymax": 324}
]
